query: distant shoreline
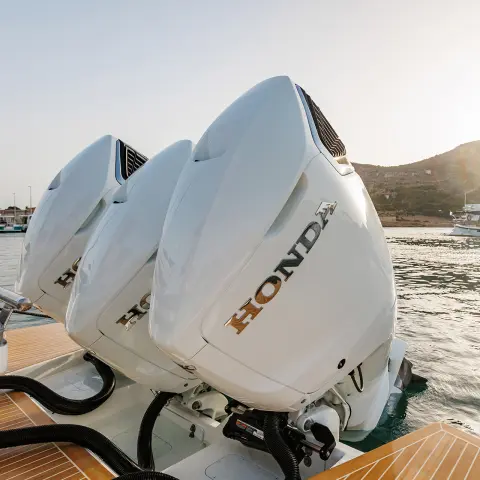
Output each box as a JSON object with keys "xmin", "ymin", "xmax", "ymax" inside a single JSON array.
[{"xmin": 379, "ymin": 215, "xmax": 451, "ymax": 228}]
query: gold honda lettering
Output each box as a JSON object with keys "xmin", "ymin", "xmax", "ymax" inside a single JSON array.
[
  {"xmin": 225, "ymin": 299, "xmax": 263, "ymax": 334},
  {"xmin": 54, "ymin": 257, "xmax": 81, "ymax": 289},
  {"xmin": 117, "ymin": 292, "xmax": 151, "ymax": 330},
  {"xmin": 254, "ymin": 276, "xmax": 282, "ymax": 304},
  {"xmin": 225, "ymin": 201, "xmax": 337, "ymax": 334}
]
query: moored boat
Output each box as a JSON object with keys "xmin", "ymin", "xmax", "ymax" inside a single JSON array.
[
  {"xmin": 450, "ymin": 223, "xmax": 480, "ymax": 237},
  {"xmin": 450, "ymin": 204, "xmax": 480, "ymax": 237},
  {"xmin": 0, "ymin": 224, "xmax": 25, "ymax": 233}
]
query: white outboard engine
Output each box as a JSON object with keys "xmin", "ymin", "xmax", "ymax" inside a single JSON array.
[
  {"xmin": 150, "ymin": 76, "xmax": 404, "ymax": 455},
  {"xmin": 65, "ymin": 141, "xmax": 202, "ymax": 392},
  {"xmin": 16, "ymin": 135, "xmax": 148, "ymax": 322}
]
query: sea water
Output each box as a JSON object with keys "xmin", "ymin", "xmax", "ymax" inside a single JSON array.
[{"xmin": 359, "ymin": 228, "xmax": 480, "ymax": 450}]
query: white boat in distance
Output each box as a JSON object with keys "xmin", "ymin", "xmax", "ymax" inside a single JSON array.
[{"xmin": 450, "ymin": 203, "xmax": 480, "ymax": 237}]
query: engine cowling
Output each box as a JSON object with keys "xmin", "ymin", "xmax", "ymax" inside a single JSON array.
[
  {"xmin": 66, "ymin": 140, "xmax": 199, "ymax": 391},
  {"xmin": 16, "ymin": 136, "xmax": 148, "ymax": 322},
  {"xmin": 150, "ymin": 76, "xmax": 396, "ymax": 412}
]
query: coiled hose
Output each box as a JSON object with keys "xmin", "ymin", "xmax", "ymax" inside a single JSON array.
[
  {"xmin": 263, "ymin": 412, "xmax": 301, "ymax": 480},
  {"xmin": 0, "ymin": 354, "xmax": 172, "ymax": 474},
  {"xmin": 137, "ymin": 392, "xmax": 175, "ymax": 470},
  {"xmin": 0, "ymin": 352, "xmax": 116, "ymax": 415},
  {"xmin": 0, "ymin": 424, "xmax": 179, "ymax": 479}
]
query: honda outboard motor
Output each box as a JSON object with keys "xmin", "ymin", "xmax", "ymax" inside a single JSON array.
[
  {"xmin": 66, "ymin": 141, "xmax": 200, "ymax": 391},
  {"xmin": 16, "ymin": 136, "xmax": 148, "ymax": 322},
  {"xmin": 150, "ymin": 76, "xmax": 402, "ymax": 453}
]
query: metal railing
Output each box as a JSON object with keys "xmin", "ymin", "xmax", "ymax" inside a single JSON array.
[
  {"xmin": 0, "ymin": 286, "xmax": 32, "ymax": 345},
  {"xmin": 0, "ymin": 287, "xmax": 32, "ymax": 311}
]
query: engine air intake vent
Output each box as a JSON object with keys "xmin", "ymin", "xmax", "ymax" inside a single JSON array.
[
  {"xmin": 299, "ymin": 87, "xmax": 346, "ymax": 158},
  {"xmin": 118, "ymin": 141, "xmax": 149, "ymax": 180}
]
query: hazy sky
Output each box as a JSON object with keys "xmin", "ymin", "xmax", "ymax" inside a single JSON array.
[{"xmin": 1, "ymin": 1, "xmax": 480, "ymax": 207}]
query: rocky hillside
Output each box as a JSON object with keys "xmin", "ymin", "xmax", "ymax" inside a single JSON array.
[{"xmin": 354, "ymin": 141, "xmax": 480, "ymax": 217}]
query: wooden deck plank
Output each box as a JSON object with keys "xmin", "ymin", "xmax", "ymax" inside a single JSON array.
[
  {"xmin": 0, "ymin": 392, "xmax": 113, "ymax": 480},
  {"xmin": 395, "ymin": 430, "xmax": 446, "ymax": 480},
  {"xmin": 362, "ymin": 450, "xmax": 403, "ymax": 479},
  {"xmin": 4, "ymin": 323, "xmax": 81, "ymax": 373},
  {"xmin": 450, "ymin": 444, "xmax": 480, "ymax": 480},
  {"xmin": 377, "ymin": 440, "xmax": 428, "ymax": 480},
  {"xmin": 466, "ymin": 450, "xmax": 480, "ymax": 480},
  {"xmin": 414, "ymin": 432, "xmax": 454, "ymax": 478},
  {"xmin": 432, "ymin": 438, "xmax": 468, "ymax": 480},
  {"xmin": 310, "ymin": 423, "xmax": 480, "ymax": 479}
]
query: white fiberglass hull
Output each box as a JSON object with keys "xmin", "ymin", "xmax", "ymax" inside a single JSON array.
[{"xmin": 449, "ymin": 224, "xmax": 480, "ymax": 237}]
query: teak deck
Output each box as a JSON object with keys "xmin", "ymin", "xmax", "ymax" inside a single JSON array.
[
  {"xmin": 4, "ymin": 323, "xmax": 81, "ymax": 373},
  {"xmin": 1, "ymin": 324, "xmax": 111, "ymax": 479},
  {"xmin": 0, "ymin": 392, "xmax": 113, "ymax": 480},
  {"xmin": 312, "ymin": 422, "xmax": 480, "ymax": 480}
]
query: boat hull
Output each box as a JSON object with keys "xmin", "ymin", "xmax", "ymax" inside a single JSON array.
[
  {"xmin": 0, "ymin": 225, "xmax": 26, "ymax": 233},
  {"xmin": 449, "ymin": 224, "xmax": 480, "ymax": 237}
]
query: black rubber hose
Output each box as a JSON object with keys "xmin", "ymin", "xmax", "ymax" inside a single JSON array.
[
  {"xmin": 0, "ymin": 424, "xmax": 181, "ymax": 479},
  {"xmin": 348, "ymin": 364, "xmax": 364, "ymax": 393},
  {"xmin": 116, "ymin": 473, "xmax": 179, "ymax": 479},
  {"xmin": 12, "ymin": 309, "xmax": 52, "ymax": 318},
  {"xmin": 0, "ymin": 424, "xmax": 141, "ymax": 474},
  {"xmin": 0, "ymin": 352, "xmax": 116, "ymax": 415},
  {"xmin": 137, "ymin": 392, "xmax": 175, "ymax": 470},
  {"xmin": 263, "ymin": 412, "xmax": 301, "ymax": 480}
]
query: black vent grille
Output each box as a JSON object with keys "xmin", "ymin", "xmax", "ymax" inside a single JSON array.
[
  {"xmin": 300, "ymin": 88, "xmax": 346, "ymax": 158},
  {"xmin": 118, "ymin": 141, "xmax": 149, "ymax": 180}
]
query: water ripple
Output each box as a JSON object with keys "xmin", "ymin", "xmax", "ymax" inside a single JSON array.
[{"xmin": 360, "ymin": 227, "xmax": 480, "ymax": 450}]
